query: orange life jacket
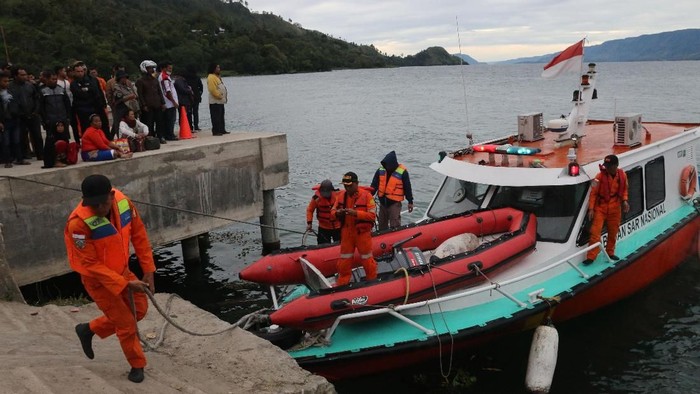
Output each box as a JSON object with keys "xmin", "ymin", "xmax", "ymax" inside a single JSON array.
[
  {"xmin": 309, "ymin": 190, "xmax": 340, "ymax": 229},
  {"xmin": 377, "ymin": 164, "xmax": 407, "ymax": 202},
  {"xmin": 596, "ymin": 168, "xmax": 628, "ymax": 204},
  {"xmin": 64, "ymin": 189, "xmax": 137, "ymax": 277},
  {"xmin": 336, "ymin": 188, "xmax": 375, "ymax": 232}
]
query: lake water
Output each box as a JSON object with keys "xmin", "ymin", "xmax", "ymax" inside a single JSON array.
[{"xmin": 155, "ymin": 62, "xmax": 700, "ymax": 393}]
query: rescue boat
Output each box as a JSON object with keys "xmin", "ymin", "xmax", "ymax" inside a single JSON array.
[
  {"xmin": 245, "ymin": 54, "xmax": 700, "ymax": 382},
  {"xmin": 268, "ymin": 207, "xmax": 537, "ymax": 331},
  {"xmin": 239, "ymin": 207, "xmax": 531, "ymax": 286}
]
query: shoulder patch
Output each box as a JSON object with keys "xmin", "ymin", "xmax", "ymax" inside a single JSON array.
[{"xmin": 72, "ymin": 233, "xmax": 87, "ymax": 249}]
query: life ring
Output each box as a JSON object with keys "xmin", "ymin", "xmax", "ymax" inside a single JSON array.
[{"xmin": 679, "ymin": 165, "xmax": 697, "ymax": 200}]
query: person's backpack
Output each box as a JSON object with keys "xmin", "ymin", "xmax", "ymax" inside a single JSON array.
[
  {"xmin": 128, "ymin": 137, "xmax": 146, "ymax": 153},
  {"xmin": 144, "ymin": 136, "xmax": 160, "ymax": 150},
  {"xmin": 66, "ymin": 142, "xmax": 78, "ymax": 164}
]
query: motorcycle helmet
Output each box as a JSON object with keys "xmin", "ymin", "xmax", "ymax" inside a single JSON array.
[{"xmin": 139, "ymin": 60, "xmax": 157, "ymax": 74}]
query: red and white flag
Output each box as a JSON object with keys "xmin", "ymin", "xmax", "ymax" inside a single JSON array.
[{"xmin": 541, "ymin": 39, "xmax": 584, "ymax": 79}]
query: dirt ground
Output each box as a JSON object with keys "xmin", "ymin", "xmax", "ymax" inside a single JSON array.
[{"xmin": 0, "ymin": 293, "xmax": 335, "ymax": 393}]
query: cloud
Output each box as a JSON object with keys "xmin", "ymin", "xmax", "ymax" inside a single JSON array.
[{"xmin": 249, "ymin": 0, "xmax": 699, "ymax": 62}]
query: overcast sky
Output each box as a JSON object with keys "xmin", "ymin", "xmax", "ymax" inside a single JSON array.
[{"xmin": 248, "ymin": 0, "xmax": 698, "ymax": 62}]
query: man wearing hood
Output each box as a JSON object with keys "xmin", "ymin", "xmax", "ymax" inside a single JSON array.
[{"xmin": 370, "ymin": 151, "xmax": 414, "ymax": 230}]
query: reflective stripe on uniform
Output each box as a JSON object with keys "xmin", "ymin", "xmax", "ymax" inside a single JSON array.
[
  {"xmin": 117, "ymin": 198, "xmax": 132, "ymax": 226},
  {"xmin": 83, "ymin": 215, "xmax": 117, "ymax": 239},
  {"xmin": 340, "ymin": 253, "xmax": 354, "ymax": 258}
]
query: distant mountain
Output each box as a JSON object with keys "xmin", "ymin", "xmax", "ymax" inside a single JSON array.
[
  {"xmin": 499, "ymin": 29, "xmax": 700, "ymax": 64},
  {"xmin": 452, "ymin": 53, "xmax": 481, "ymax": 65}
]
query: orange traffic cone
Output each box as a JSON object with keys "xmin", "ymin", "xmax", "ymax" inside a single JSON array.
[{"xmin": 179, "ymin": 106, "xmax": 195, "ymax": 139}]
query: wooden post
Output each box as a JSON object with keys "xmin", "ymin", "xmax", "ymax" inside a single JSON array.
[
  {"xmin": 259, "ymin": 189, "xmax": 280, "ymax": 255},
  {"xmin": 0, "ymin": 224, "xmax": 24, "ymax": 303}
]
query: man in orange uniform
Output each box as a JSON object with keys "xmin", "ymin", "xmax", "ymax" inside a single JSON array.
[
  {"xmin": 65, "ymin": 174, "xmax": 155, "ymax": 383},
  {"xmin": 583, "ymin": 155, "xmax": 630, "ymax": 265},
  {"xmin": 306, "ymin": 179, "xmax": 341, "ymax": 244},
  {"xmin": 331, "ymin": 172, "xmax": 378, "ymax": 286}
]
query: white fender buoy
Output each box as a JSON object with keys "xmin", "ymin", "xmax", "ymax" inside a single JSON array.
[{"xmin": 525, "ymin": 324, "xmax": 559, "ymax": 393}]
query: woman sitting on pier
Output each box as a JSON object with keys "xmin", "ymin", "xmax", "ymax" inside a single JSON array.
[{"xmin": 80, "ymin": 114, "xmax": 131, "ymax": 161}]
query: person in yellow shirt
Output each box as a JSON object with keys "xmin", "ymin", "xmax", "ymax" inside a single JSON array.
[{"xmin": 207, "ymin": 63, "xmax": 228, "ymax": 135}]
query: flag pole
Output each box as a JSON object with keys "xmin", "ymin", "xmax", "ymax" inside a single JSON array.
[
  {"xmin": 576, "ymin": 38, "xmax": 586, "ymax": 104},
  {"xmin": 580, "ymin": 37, "xmax": 586, "ymax": 80}
]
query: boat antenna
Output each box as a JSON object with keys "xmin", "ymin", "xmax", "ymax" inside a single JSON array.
[{"xmin": 456, "ymin": 17, "xmax": 472, "ymax": 143}]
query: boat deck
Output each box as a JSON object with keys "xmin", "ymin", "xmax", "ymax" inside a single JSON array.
[{"xmin": 453, "ymin": 120, "xmax": 700, "ymax": 168}]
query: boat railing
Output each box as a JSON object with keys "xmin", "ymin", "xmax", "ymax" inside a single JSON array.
[{"xmin": 324, "ymin": 242, "xmax": 603, "ymax": 342}]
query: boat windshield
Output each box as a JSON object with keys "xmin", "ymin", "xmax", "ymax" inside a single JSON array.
[
  {"xmin": 427, "ymin": 177, "xmax": 588, "ymax": 243},
  {"xmin": 488, "ymin": 184, "xmax": 588, "ymax": 242},
  {"xmin": 427, "ymin": 177, "xmax": 489, "ymax": 218}
]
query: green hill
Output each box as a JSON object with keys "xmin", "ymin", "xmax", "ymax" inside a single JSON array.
[{"xmin": 0, "ymin": 0, "xmax": 460, "ymax": 75}]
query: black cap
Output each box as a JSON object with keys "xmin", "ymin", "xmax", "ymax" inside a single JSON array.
[
  {"xmin": 319, "ymin": 179, "xmax": 335, "ymax": 198},
  {"xmin": 81, "ymin": 175, "xmax": 112, "ymax": 206},
  {"xmin": 341, "ymin": 172, "xmax": 358, "ymax": 185},
  {"xmin": 115, "ymin": 70, "xmax": 128, "ymax": 80},
  {"xmin": 603, "ymin": 154, "xmax": 619, "ymax": 167}
]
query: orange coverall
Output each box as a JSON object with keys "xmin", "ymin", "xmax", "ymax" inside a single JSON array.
[
  {"xmin": 64, "ymin": 189, "xmax": 155, "ymax": 368},
  {"xmin": 587, "ymin": 169, "xmax": 628, "ymax": 260},
  {"xmin": 331, "ymin": 188, "xmax": 378, "ymax": 286}
]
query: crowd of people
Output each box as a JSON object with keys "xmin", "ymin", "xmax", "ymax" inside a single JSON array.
[{"xmin": 0, "ymin": 59, "xmax": 229, "ymax": 169}]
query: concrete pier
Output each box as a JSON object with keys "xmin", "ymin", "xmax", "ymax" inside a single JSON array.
[{"xmin": 0, "ymin": 132, "xmax": 288, "ymax": 289}]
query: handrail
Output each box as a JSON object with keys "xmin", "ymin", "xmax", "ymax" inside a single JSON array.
[{"xmin": 323, "ymin": 242, "xmax": 602, "ymax": 341}]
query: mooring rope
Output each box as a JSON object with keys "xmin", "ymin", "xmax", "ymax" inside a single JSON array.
[
  {"xmin": 0, "ymin": 175, "xmax": 307, "ymax": 235},
  {"xmin": 129, "ymin": 288, "xmax": 269, "ymax": 351},
  {"xmin": 393, "ymin": 267, "xmax": 410, "ymax": 305},
  {"xmin": 425, "ymin": 264, "xmax": 455, "ymax": 380}
]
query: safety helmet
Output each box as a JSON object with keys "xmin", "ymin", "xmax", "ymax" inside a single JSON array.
[{"xmin": 139, "ymin": 60, "xmax": 157, "ymax": 74}]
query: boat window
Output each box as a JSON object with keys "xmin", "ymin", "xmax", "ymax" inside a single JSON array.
[
  {"xmin": 644, "ymin": 157, "xmax": 665, "ymax": 209},
  {"xmin": 623, "ymin": 167, "xmax": 644, "ymax": 222},
  {"xmin": 489, "ymin": 183, "xmax": 588, "ymax": 242},
  {"xmin": 427, "ymin": 177, "xmax": 489, "ymax": 218}
]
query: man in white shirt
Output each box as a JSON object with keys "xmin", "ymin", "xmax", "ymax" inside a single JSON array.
[{"xmin": 157, "ymin": 62, "xmax": 179, "ymax": 141}]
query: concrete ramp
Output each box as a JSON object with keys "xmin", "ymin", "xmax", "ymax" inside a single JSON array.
[{"xmin": 0, "ymin": 293, "xmax": 334, "ymax": 394}]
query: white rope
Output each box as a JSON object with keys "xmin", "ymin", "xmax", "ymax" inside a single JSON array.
[{"xmin": 425, "ymin": 264, "xmax": 455, "ymax": 379}]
